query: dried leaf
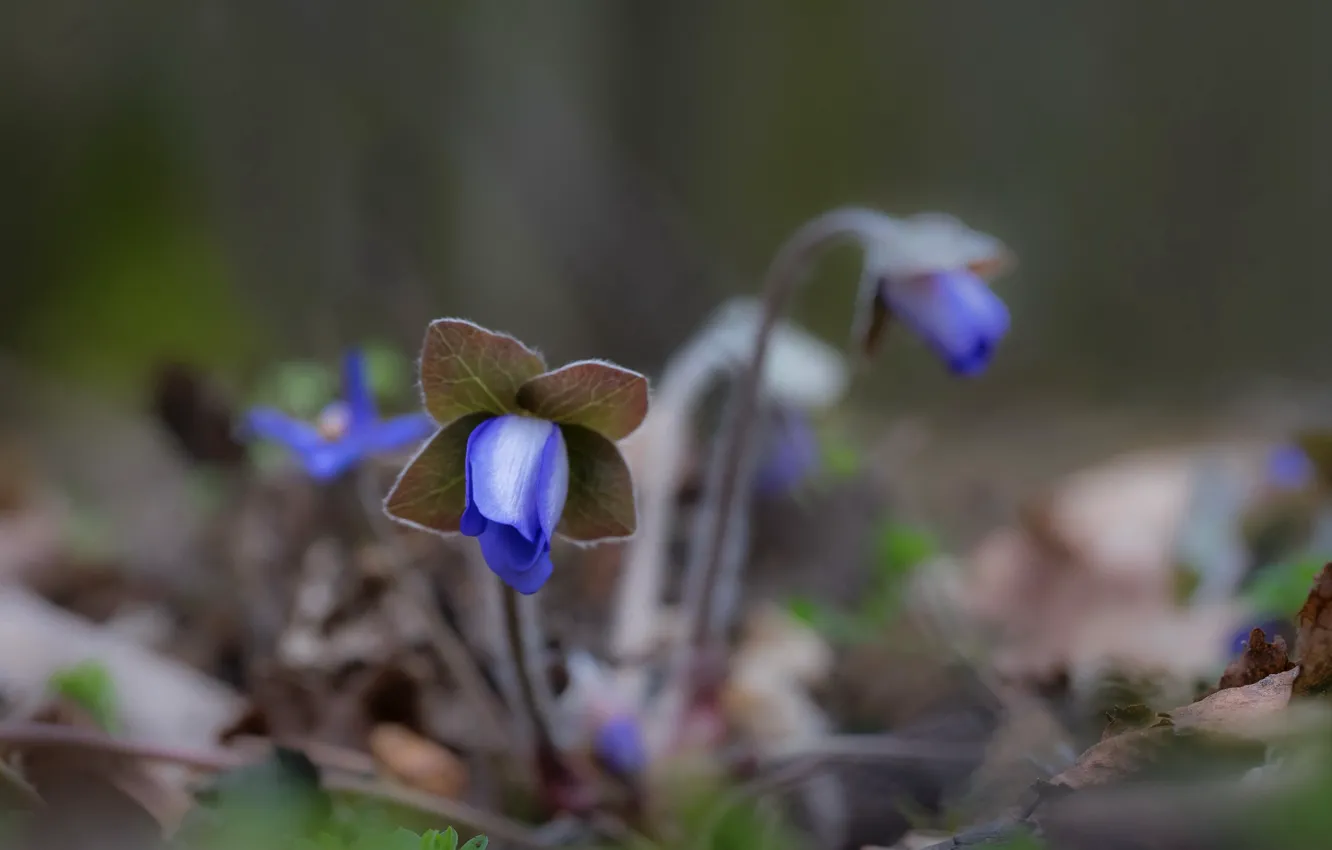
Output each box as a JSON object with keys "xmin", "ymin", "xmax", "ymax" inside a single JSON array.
[
  {"xmin": 419, "ymin": 319, "xmax": 546, "ymax": 424},
  {"xmin": 1051, "ymin": 668, "xmax": 1307, "ymax": 791},
  {"xmin": 557, "ymin": 425, "xmax": 637, "ymax": 542},
  {"xmin": 1101, "ymin": 704, "xmax": 1173, "ymax": 741},
  {"xmin": 516, "ymin": 361, "xmax": 649, "ymax": 441},
  {"xmin": 1218, "ymin": 628, "xmax": 1294, "ymax": 692},
  {"xmin": 1293, "ymin": 563, "xmax": 1332, "ymax": 697},
  {"xmin": 369, "ymin": 723, "xmax": 468, "ymax": 799},
  {"xmin": 384, "ymin": 413, "xmax": 489, "ymax": 535}
]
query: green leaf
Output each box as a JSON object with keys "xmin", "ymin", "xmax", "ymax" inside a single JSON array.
[
  {"xmin": 516, "ymin": 360, "xmax": 649, "ymax": 441},
  {"xmin": 419, "ymin": 827, "xmax": 459, "ymax": 850},
  {"xmin": 557, "ymin": 425, "xmax": 637, "ymax": 541},
  {"xmin": 384, "ymin": 413, "xmax": 489, "ymax": 535},
  {"xmin": 257, "ymin": 359, "xmax": 337, "ymax": 420},
  {"xmin": 419, "ymin": 319, "xmax": 546, "ymax": 423},
  {"xmin": 364, "ymin": 343, "xmax": 414, "ymax": 405},
  {"xmin": 1246, "ymin": 557, "xmax": 1328, "ymax": 617},
  {"xmin": 821, "ymin": 436, "xmax": 862, "ymax": 480},
  {"xmin": 48, "ymin": 660, "xmax": 119, "ymax": 732},
  {"xmin": 785, "ymin": 595, "xmax": 823, "ymax": 627},
  {"xmin": 875, "ymin": 522, "xmax": 937, "ymax": 581},
  {"xmin": 458, "ymin": 835, "xmax": 489, "ymax": 850}
]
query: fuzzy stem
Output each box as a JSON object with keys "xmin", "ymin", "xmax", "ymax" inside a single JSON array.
[
  {"xmin": 670, "ymin": 207, "xmax": 892, "ymax": 679},
  {"xmin": 609, "ymin": 325, "xmax": 736, "ymax": 670},
  {"xmin": 501, "ymin": 582, "xmax": 558, "ymax": 754}
]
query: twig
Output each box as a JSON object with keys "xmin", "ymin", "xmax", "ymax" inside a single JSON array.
[
  {"xmin": 0, "ymin": 722, "xmax": 551, "ymax": 847},
  {"xmin": 0, "ymin": 723, "xmax": 245, "ymax": 772},
  {"xmin": 355, "ymin": 467, "xmax": 513, "ymax": 750}
]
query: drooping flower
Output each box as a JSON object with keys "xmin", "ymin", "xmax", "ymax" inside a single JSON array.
[
  {"xmin": 753, "ymin": 407, "xmax": 821, "ymax": 496},
  {"xmin": 242, "ymin": 350, "xmax": 435, "ymax": 483},
  {"xmin": 1266, "ymin": 444, "xmax": 1314, "ymax": 491},
  {"xmin": 855, "ymin": 213, "xmax": 1012, "ymax": 376},
  {"xmin": 591, "ymin": 712, "xmax": 647, "ymax": 779},
  {"xmin": 384, "ymin": 319, "xmax": 647, "ymax": 594}
]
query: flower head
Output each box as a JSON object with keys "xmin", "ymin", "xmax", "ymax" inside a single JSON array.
[
  {"xmin": 855, "ymin": 213, "xmax": 1012, "ymax": 376},
  {"xmin": 384, "ymin": 319, "xmax": 647, "ymax": 594},
  {"xmin": 242, "ymin": 350, "xmax": 435, "ymax": 482},
  {"xmin": 592, "ymin": 713, "xmax": 647, "ymax": 779}
]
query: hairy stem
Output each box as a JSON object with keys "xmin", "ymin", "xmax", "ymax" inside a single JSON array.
[
  {"xmin": 501, "ymin": 582, "xmax": 557, "ymax": 754},
  {"xmin": 676, "ymin": 207, "xmax": 890, "ymax": 658}
]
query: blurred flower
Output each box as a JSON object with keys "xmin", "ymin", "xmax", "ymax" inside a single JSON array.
[
  {"xmin": 877, "ymin": 270, "xmax": 1010, "ymax": 376},
  {"xmin": 591, "ymin": 713, "xmax": 647, "ymax": 779},
  {"xmin": 753, "ymin": 407, "xmax": 821, "ymax": 496},
  {"xmin": 856, "ymin": 213, "xmax": 1012, "ymax": 376},
  {"xmin": 459, "ymin": 415, "xmax": 569, "ymax": 594},
  {"xmin": 1267, "ymin": 444, "xmax": 1314, "ymax": 491},
  {"xmin": 242, "ymin": 350, "xmax": 434, "ymax": 483},
  {"xmin": 384, "ymin": 319, "xmax": 648, "ymax": 595}
]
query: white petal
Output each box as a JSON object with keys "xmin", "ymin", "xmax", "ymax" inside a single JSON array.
[{"xmin": 467, "ymin": 414, "xmax": 557, "ymax": 540}]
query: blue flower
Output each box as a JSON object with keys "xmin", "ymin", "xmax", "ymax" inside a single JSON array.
[
  {"xmin": 384, "ymin": 320, "xmax": 648, "ymax": 596},
  {"xmin": 459, "ymin": 414, "xmax": 569, "ymax": 594},
  {"xmin": 243, "ymin": 350, "xmax": 435, "ymax": 483},
  {"xmin": 754, "ymin": 407, "xmax": 821, "ymax": 496},
  {"xmin": 1267, "ymin": 444, "xmax": 1314, "ymax": 491},
  {"xmin": 880, "ymin": 269, "xmax": 1010, "ymax": 376},
  {"xmin": 592, "ymin": 713, "xmax": 647, "ymax": 778}
]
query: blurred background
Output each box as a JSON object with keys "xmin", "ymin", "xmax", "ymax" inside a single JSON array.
[{"xmin": 1, "ymin": 0, "xmax": 1322, "ymax": 403}]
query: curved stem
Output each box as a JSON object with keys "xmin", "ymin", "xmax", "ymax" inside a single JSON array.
[
  {"xmin": 609, "ymin": 322, "xmax": 737, "ymax": 669},
  {"xmin": 676, "ymin": 207, "xmax": 890, "ymax": 654}
]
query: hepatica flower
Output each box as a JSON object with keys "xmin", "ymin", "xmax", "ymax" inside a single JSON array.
[
  {"xmin": 753, "ymin": 407, "xmax": 821, "ymax": 496},
  {"xmin": 242, "ymin": 350, "xmax": 435, "ymax": 483},
  {"xmin": 855, "ymin": 213, "xmax": 1012, "ymax": 376},
  {"xmin": 1266, "ymin": 444, "xmax": 1314, "ymax": 491},
  {"xmin": 383, "ymin": 319, "xmax": 647, "ymax": 594}
]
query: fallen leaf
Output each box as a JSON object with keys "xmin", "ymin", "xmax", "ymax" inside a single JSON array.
[
  {"xmin": 369, "ymin": 723, "xmax": 468, "ymax": 799},
  {"xmin": 1101, "ymin": 704, "xmax": 1173, "ymax": 741},
  {"xmin": 1217, "ymin": 628, "xmax": 1294, "ymax": 692},
  {"xmin": 1050, "ymin": 668, "xmax": 1321, "ymax": 791},
  {"xmin": 1050, "ymin": 725, "xmax": 1178, "ymax": 790},
  {"xmin": 1293, "ymin": 563, "xmax": 1332, "ymax": 696}
]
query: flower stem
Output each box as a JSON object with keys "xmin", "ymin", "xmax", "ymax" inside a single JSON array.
[
  {"xmin": 500, "ymin": 582, "xmax": 558, "ymax": 755},
  {"xmin": 672, "ymin": 208, "xmax": 892, "ymax": 676}
]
